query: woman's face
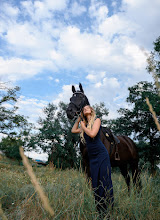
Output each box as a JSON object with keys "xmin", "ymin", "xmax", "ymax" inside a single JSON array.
[{"xmin": 83, "ymin": 105, "xmax": 91, "ymax": 116}]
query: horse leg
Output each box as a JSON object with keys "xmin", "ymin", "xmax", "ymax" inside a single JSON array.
[
  {"xmin": 119, "ymin": 164, "xmax": 131, "ymax": 192},
  {"xmin": 130, "ymin": 160, "xmax": 142, "ymax": 191}
]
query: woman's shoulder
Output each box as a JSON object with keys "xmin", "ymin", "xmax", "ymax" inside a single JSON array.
[
  {"xmin": 94, "ymin": 117, "xmax": 101, "ymax": 125},
  {"xmin": 95, "ymin": 117, "xmax": 101, "ymax": 122}
]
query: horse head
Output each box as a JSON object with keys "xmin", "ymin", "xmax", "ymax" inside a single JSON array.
[{"xmin": 66, "ymin": 83, "xmax": 90, "ymax": 119}]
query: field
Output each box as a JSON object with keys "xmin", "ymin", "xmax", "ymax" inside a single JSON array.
[{"xmin": 0, "ymin": 157, "xmax": 160, "ymax": 220}]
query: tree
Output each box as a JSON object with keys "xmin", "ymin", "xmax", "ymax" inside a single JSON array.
[
  {"xmin": 93, "ymin": 102, "xmax": 109, "ymax": 126},
  {"xmin": 0, "ymin": 83, "xmax": 30, "ymax": 136},
  {"xmin": 111, "ymin": 81, "xmax": 160, "ymax": 174},
  {"xmin": 147, "ymin": 36, "xmax": 160, "ymax": 94},
  {"xmin": 57, "ymin": 102, "xmax": 80, "ymax": 168},
  {"xmin": 0, "ymin": 83, "xmax": 33, "ymax": 159},
  {"xmin": 34, "ymin": 102, "xmax": 79, "ymax": 169},
  {"xmin": 0, "ymin": 136, "xmax": 23, "ymax": 163}
]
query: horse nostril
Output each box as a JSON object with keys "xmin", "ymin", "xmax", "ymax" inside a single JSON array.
[{"xmin": 67, "ymin": 107, "xmax": 72, "ymax": 113}]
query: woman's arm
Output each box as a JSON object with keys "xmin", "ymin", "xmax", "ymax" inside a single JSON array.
[
  {"xmin": 71, "ymin": 117, "xmax": 82, "ymax": 133},
  {"xmin": 80, "ymin": 118, "xmax": 101, "ymax": 138}
]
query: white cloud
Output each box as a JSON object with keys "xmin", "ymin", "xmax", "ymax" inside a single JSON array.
[
  {"xmin": 85, "ymin": 76, "xmax": 120, "ymax": 104},
  {"xmin": 45, "ymin": 0, "xmax": 67, "ymax": 11},
  {"xmin": 17, "ymin": 96, "xmax": 48, "ymax": 124},
  {"xmin": 1, "ymin": 0, "xmax": 158, "ymax": 82},
  {"xmin": 98, "ymin": 14, "xmax": 137, "ymax": 40},
  {"xmin": 86, "ymin": 71, "xmax": 106, "ymax": 82},
  {"xmin": 111, "ymin": 1, "xmax": 118, "ymax": 8},
  {"xmin": 1, "ymin": 3, "xmax": 20, "ymax": 17},
  {"xmin": 50, "ymin": 50, "xmax": 65, "ymax": 65},
  {"xmin": 53, "ymin": 84, "xmax": 73, "ymax": 105},
  {"xmin": 55, "ymin": 79, "xmax": 60, "ymax": 83},
  {"xmin": 86, "ymin": 74, "xmax": 97, "ymax": 81},
  {"xmin": 120, "ymin": 0, "xmax": 160, "ymax": 48},
  {"xmin": 70, "ymin": 2, "xmax": 86, "ymax": 17},
  {"xmin": 4, "ymin": 22, "xmax": 55, "ymax": 59},
  {"xmin": 57, "ymin": 26, "xmax": 113, "ymax": 69},
  {"xmin": 89, "ymin": 0, "xmax": 109, "ymax": 23},
  {"xmin": 21, "ymin": 0, "xmax": 67, "ymax": 21},
  {"xmin": 0, "ymin": 57, "xmax": 54, "ymax": 81},
  {"xmin": 0, "ymin": 0, "xmax": 158, "ymax": 120},
  {"xmin": 48, "ymin": 76, "xmax": 54, "ymax": 80},
  {"xmin": 56, "ymin": 26, "xmax": 148, "ymax": 77},
  {"xmin": 124, "ymin": 42, "xmax": 147, "ymax": 70}
]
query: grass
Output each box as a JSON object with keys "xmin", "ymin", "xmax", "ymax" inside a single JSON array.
[{"xmin": 0, "ymin": 156, "xmax": 160, "ymax": 220}]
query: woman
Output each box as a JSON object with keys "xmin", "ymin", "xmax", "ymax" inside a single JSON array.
[{"xmin": 71, "ymin": 105, "xmax": 114, "ymax": 214}]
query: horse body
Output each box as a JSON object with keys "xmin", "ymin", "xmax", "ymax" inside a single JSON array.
[
  {"xmin": 67, "ymin": 83, "xmax": 141, "ymax": 191},
  {"xmin": 80, "ymin": 130, "xmax": 140, "ymax": 191}
]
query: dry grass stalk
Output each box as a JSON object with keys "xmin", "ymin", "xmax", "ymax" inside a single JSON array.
[
  {"xmin": 22, "ymin": 191, "xmax": 36, "ymax": 208},
  {"xmin": 146, "ymin": 97, "xmax": 160, "ymax": 131},
  {"xmin": 0, "ymin": 203, "xmax": 8, "ymax": 220},
  {"xmin": 19, "ymin": 147, "xmax": 54, "ymax": 217}
]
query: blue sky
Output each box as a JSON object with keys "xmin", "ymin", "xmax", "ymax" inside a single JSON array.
[{"xmin": 0, "ymin": 0, "xmax": 160, "ymax": 160}]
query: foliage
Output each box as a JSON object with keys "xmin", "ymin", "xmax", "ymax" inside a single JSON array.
[
  {"xmin": 33, "ymin": 102, "xmax": 79, "ymax": 169},
  {"xmin": 147, "ymin": 36, "xmax": 160, "ymax": 94},
  {"xmin": 0, "ymin": 137, "xmax": 23, "ymax": 163},
  {"xmin": 0, "ymin": 83, "xmax": 22, "ymax": 135},
  {"xmin": 93, "ymin": 102, "xmax": 109, "ymax": 126},
  {"xmin": 0, "ymin": 83, "xmax": 33, "ymax": 159},
  {"xmin": 147, "ymin": 36, "xmax": 160, "ymax": 77},
  {"xmin": 110, "ymin": 81, "xmax": 160, "ymax": 173}
]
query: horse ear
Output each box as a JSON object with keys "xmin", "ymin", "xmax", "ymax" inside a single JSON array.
[
  {"xmin": 72, "ymin": 85, "xmax": 76, "ymax": 93},
  {"xmin": 79, "ymin": 83, "xmax": 84, "ymax": 93}
]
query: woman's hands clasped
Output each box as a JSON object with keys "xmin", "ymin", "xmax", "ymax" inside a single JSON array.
[{"xmin": 80, "ymin": 120, "xmax": 86, "ymax": 130}]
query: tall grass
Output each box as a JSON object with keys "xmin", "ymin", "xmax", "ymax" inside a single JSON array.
[
  {"xmin": 19, "ymin": 147, "xmax": 54, "ymax": 217},
  {"xmin": 0, "ymin": 158, "xmax": 159, "ymax": 220}
]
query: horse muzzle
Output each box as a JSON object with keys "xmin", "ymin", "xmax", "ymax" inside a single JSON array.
[{"xmin": 66, "ymin": 108, "xmax": 76, "ymax": 119}]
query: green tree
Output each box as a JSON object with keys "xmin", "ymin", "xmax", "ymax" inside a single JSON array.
[
  {"xmin": 0, "ymin": 83, "xmax": 33, "ymax": 159},
  {"xmin": 111, "ymin": 81, "xmax": 160, "ymax": 174},
  {"xmin": 35, "ymin": 102, "xmax": 79, "ymax": 169},
  {"xmin": 0, "ymin": 83, "xmax": 31, "ymax": 136},
  {"xmin": 147, "ymin": 36, "xmax": 160, "ymax": 94},
  {"xmin": 0, "ymin": 136, "xmax": 23, "ymax": 163},
  {"xmin": 93, "ymin": 102, "xmax": 109, "ymax": 126},
  {"xmin": 57, "ymin": 102, "xmax": 80, "ymax": 168}
]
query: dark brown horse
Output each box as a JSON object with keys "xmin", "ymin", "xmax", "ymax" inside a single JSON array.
[{"xmin": 66, "ymin": 83, "xmax": 141, "ymax": 191}]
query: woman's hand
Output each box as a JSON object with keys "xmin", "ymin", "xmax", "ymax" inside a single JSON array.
[
  {"xmin": 80, "ymin": 121, "xmax": 86, "ymax": 130},
  {"xmin": 71, "ymin": 116, "xmax": 82, "ymax": 133},
  {"xmin": 81, "ymin": 118, "xmax": 101, "ymax": 138},
  {"xmin": 77, "ymin": 116, "xmax": 81, "ymax": 123}
]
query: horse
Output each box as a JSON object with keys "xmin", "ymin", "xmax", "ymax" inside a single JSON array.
[{"xmin": 66, "ymin": 83, "xmax": 141, "ymax": 191}]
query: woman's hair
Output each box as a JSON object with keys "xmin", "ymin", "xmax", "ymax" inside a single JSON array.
[{"xmin": 80, "ymin": 105, "xmax": 96, "ymax": 144}]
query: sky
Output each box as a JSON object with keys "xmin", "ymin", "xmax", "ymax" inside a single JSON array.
[{"xmin": 0, "ymin": 0, "xmax": 160, "ymax": 161}]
